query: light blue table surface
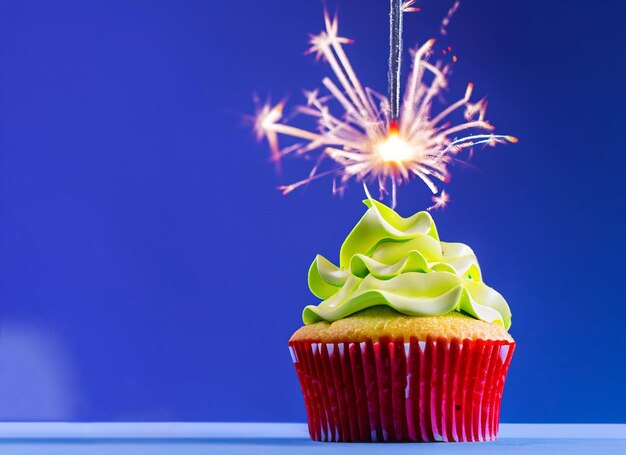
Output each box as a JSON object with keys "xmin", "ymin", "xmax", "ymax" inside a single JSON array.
[{"xmin": 0, "ymin": 423, "xmax": 624, "ymax": 455}]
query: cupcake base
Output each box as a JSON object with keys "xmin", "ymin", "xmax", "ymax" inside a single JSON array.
[{"xmin": 288, "ymin": 337, "xmax": 515, "ymax": 442}]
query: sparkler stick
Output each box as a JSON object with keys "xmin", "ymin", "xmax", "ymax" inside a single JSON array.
[{"xmin": 389, "ymin": 0, "xmax": 403, "ymax": 125}]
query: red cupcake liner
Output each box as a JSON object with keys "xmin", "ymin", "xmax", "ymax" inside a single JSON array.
[{"xmin": 288, "ymin": 337, "xmax": 515, "ymax": 442}]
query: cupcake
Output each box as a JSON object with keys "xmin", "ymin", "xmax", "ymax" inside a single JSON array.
[{"xmin": 288, "ymin": 195, "xmax": 514, "ymax": 442}]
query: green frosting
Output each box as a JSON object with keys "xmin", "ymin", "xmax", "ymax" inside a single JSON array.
[{"xmin": 303, "ymin": 197, "xmax": 512, "ymax": 329}]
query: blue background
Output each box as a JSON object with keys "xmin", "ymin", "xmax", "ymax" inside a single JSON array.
[{"xmin": 1, "ymin": 0, "xmax": 624, "ymax": 422}]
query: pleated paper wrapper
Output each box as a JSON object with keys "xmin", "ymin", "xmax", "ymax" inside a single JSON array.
[{"xmin": 288, "ymin": 337, "xmax": 515, "ymax": 442}]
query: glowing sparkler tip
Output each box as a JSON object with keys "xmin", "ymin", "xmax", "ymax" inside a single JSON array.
[
  {"xmin": 376, "ymin": 132, "xmax": 414, "ymax": 164},
  {"xmin": 388, "ymin": 119, "xmax": 400, "ymax": 133},
  {"xmin": 506, "ymin": 136, "xmax": 519, "ymax": 143}
]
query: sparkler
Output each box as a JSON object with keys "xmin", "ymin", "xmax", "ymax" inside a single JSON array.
[
  {"xmin": 389, "ymin": 0, "xmax": 403, "ymax": 123},
  {"xmin": 254, "ymin": 1, "xmax": 516, "ymax": 209}
]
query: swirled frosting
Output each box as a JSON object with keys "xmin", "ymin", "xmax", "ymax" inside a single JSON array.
[{"xmin": 303, "ymin": 198, "xmax": 512, "ymax": 329}]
